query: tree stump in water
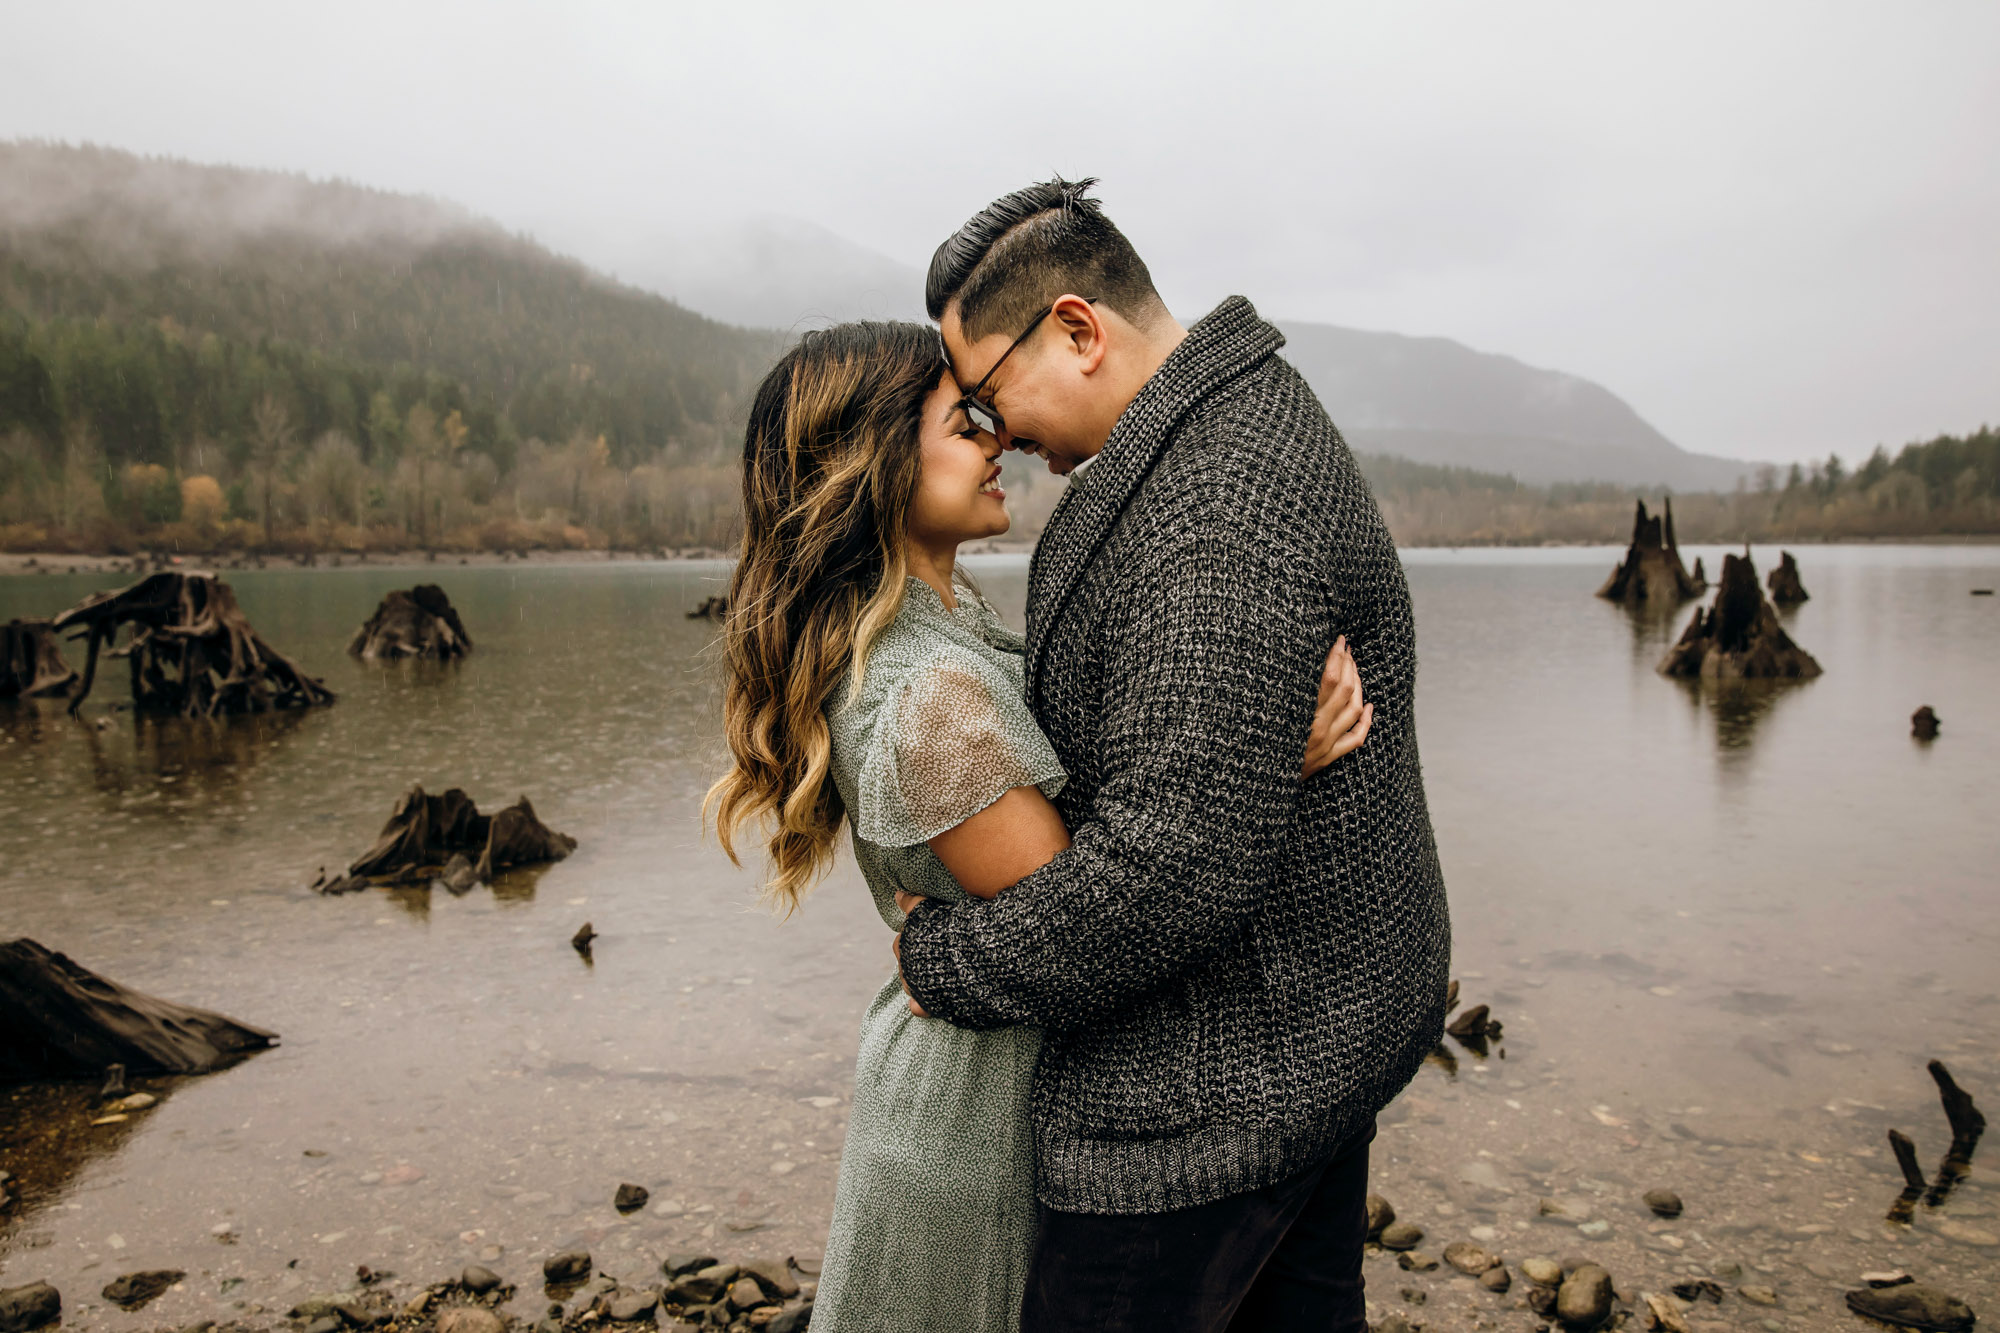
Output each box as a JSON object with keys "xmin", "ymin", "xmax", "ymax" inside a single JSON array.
[
  {"xmin": 346, "ymin": 584, "xmax": 473, "ymax": 660},
  {"xmin": 316, "ymin": 785, "xmax": 577, "ymax": 893},
  {"xmin": 1597, "ymin": 499, "xmax": 1703, "ymax": 602},
  {"xmin": 1658, "ymin": 552, "xmax": 1822, "ymax": 679},
  {"xmin": 0, "ymin": 938, "xmax": 277, "ymax": 1081},
  {"xmin": 0, "ymin": 620, "xmax": 78, "ymax": 699},
  {"xmin": 51, "ymin": 572, "xmax": 334, "ymax": 718},
  {"xmin": 1767, "ymin": 550, "xmax": 1809, "ymax": 603}
]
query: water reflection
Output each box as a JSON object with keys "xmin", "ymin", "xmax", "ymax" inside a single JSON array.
[{"xmin": 0, "ymin": 1077, "xmax": 178, "ymax": 1247}]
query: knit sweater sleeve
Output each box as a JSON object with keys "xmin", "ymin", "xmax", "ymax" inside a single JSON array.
[{"xmin": 896, "ymin": 490, "xmax": 1330, "ymax": 1033}]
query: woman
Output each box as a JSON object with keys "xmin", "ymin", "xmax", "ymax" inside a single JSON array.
[{"xmin": 708, "ymin": 323, "xmax": 1371, "ymax": 1332}]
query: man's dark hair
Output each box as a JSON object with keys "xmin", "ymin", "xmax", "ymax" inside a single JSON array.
[{"xmin": 925, "ymin": 176, "xmax": 1167, "ymax": 342}]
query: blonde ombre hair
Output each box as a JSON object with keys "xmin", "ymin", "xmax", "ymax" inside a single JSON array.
[{"xmin": 707, "ymin": 322, "xmax": 943, "ymax": 913}]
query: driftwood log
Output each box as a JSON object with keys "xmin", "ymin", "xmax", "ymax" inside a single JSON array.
[
  {"xmin": 347, "ymin": 584, "xmax": 473, "ymax": 660},
  {"xmin": 1658, "ymin": 552, "xmax": 1822, "ymax": 679},
  {"xmin": 51, "ymin": 572, "xmax": 334, "ymax": 718},
  {"xmin": 0, "ymin": 938, "xmax": 277, "ymax": 1082},
  {"xmin": 1767, "ymin": 550, "xmax": 1809, "ymax": 604},
  {"xmin": 1, "ymin": 619, "xmax": 77, "ymax": 699},
  {"xmin": 1597, "ymin": 499, "xmax": 1703, "ymax": 602},
  {"xmin": 316, "ymin": 785, "xmax": 577, "ymax": 893}
]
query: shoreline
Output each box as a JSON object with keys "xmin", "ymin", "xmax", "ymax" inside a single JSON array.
[{"xmin": 5, "ymin": 532, "xmax": 1998, "ymax": 579}]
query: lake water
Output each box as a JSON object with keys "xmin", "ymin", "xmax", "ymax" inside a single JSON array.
[{"xmin": 3, "ymin": 545, "xmax": 1996, "ymax": 1331}]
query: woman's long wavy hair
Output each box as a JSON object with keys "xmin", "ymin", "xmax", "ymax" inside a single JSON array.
[{"xmin": 706, "ymin": 322, "xmax": 943, "ymax": 913}]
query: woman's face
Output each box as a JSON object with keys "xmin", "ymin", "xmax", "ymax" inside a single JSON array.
[{"xmin": 907, "ymin": 371, "xmax": 1009, "ymax": 548}]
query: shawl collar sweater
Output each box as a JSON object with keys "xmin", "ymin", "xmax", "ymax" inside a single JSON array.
[{"xmin": 899, "ymin": 296, "xmax": 1452, "ymax": 1214}]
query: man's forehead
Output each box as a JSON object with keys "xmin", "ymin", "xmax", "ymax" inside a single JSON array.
[{"xmin": 938, "ymin": 308, "xmax": 1010, "ymax": 386}]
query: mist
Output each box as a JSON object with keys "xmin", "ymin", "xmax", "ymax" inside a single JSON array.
[{"xmin": 3, "ymin": 1, "xmax": 1995, "ymax": 463}]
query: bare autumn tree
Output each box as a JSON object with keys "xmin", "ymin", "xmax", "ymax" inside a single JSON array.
[{"xmin": 249, "ymin": 394, "xmax": 297, "ymax": 548}]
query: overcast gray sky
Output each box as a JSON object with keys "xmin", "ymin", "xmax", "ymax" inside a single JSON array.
[{"xmin": 4, "ymin": 1, "xmax": 1994, "ymax": 464}]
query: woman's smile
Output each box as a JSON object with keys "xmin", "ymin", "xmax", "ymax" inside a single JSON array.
[{"xmin": 980, "ymin": 463, "xmax": 1005, "ymax": 501}]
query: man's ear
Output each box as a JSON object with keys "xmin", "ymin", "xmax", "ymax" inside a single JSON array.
[{"xmin": 1051, "ymin": 294, "xmax": 1108, "ymax": 375}]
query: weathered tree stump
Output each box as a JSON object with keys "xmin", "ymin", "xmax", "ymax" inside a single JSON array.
[
  {"xmin": 316, "ymin": 785, "xmax": 577, "ymax": 893},
  {"xmin": 346, "ymin": 584, "xmax": 473, "ymax": 661},
  {"xmin": 688, "ymin": 595, "xmax": 728, "ymax": 621},
  {"xmin": 0, "ymin": 620, "xmax": 77, "ymax": 699},
  {"xmin": 1767, "ymin": 550, "xmax": 1809, "ymax": 604},
  {"xmin": 51, "ymin": 572, "xmax": 334, "ymax": 718},
  {"xmin": 1658, "ymin": 552, "xmax": 1822, "ymax": 679},
  {"xmin": 1912, "ymin": 705, "xmax": 1940, "ymax": 740},
  {"xmin": 1597, "ymin": 499, "xmax": 1703, "ymax": 602},
  {"xmin": 0, "ymin": 938, "xmax": 277, "ymax": 1082},
  {"xmin": 1926, "ymin": 1059, "xmax": 1985, "ymax": 1206}
]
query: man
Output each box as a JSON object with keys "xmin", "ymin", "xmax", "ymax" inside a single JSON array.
[{"xmin": 893, "ymin": 177, "xmax": 1452, "ymax": 1332}]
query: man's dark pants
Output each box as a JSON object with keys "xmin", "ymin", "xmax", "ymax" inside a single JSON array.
[{"xmin": 1020, "ymin": 1120, "xmax": 1376, "ymax": 1333}]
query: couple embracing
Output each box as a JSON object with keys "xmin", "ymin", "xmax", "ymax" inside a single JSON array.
[{"xmin": 710, "ymin": 179, "xmax": 1451, "ymax": 1333}]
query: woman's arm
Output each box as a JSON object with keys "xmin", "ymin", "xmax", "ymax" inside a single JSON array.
[{"xmin": 927, "ymin": 786, "xmax": 1072, "ymax": 900}]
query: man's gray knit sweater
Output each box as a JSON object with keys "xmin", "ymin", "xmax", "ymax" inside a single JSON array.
[{"xmin": 898, "ymin": 296, "xmax": 1453, "ymax": 1215}]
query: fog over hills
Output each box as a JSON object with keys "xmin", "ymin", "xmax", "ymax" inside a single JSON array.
[
  {"xmin": 1273, "ymin": 323, "xmax": 1754, "ymax": 491},
  {"xmin": 615, "ymin": 221, "xmax": 1754, "ymax": 492},
  {"xmin": 3, "ymin": 142, "xmax": 1752, "ymax": 495}
]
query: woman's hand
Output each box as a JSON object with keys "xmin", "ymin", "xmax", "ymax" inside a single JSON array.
[
  {"xmin": 890, "ymin": 927, "xmax": 928, "ymax": 1017},
  {"xmin": 1303, "ymin": 636, "xmax": 1373, "ymax": 777}
]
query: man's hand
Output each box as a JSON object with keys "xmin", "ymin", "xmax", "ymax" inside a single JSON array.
[
  {"xmin": 1304, "ymin": 636, "xmax": 1374, "ymax": 777},
  {"xmin": 890, "ymin": 923, "xmax": 928, "ymax": 1017}
]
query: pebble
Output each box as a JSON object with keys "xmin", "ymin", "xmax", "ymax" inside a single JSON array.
[
  {"xmin": 1861, "ymin": 1270, "xmax": 1913, "ymax": 1288},
  {"xmin": 729, "ymin": 1276, "xmax": 770, "ymax": 1311},
  {"xmin": 460, "ymin": 1266, "xmax": 502, "ymax": 1294},
  {"xmin": 1642, "ymin": 1292, "xmax": 1691, "ymax": 1333},
  {"xmin": 613, "ymin": 1182, "xmax": 649, "ymax": 1212},
  {"xmin": 1577, "ymin": 1219, "xmax": 1611, "ymax": 1237},
  {"xmin": 1644, "ymin": 1188, "xmax": 1684, "ymax": 1218},
  {"xmin": 1479, "ymin": 1265, "xmax": 1512, "ymax": 1293},
  {"xmin": 1396, "ymin": 1251, "xmax": 1439, "ymax": 1272},
  {"xmin": 1556, "ymin": 1264, "xmax": 1614, "ymax": 1328},
  {"xmin": 543, "ymin": 1251, "xmax": 592, "ymax": 1284},
  {"xmin": 435, "ymin": 1308, "xmax": 506, "ymax": 1333},
  {"xmin": 108, "ymin": 1093, "xmax": 158, "ymax": 1113},
  {"xmin": 1379, "ymin": 1221, "xmax": 1424, "ymax": 1251},
  {"xmin": 605, "ymin": 1289, "xmax": 658, "ymax": 1321},
  {"xmin": 1400, "ymin": 1286, "xmax": 1426, "ymax": 1305},
  {"xmin": 664, "ymin": 1253, "xmax": 718, "ymax": 1277},
  {"xmin": 1443, "ymin": 1242, "xmax": 1497, "ymax": 1275},
  {"xmin": 1738, "ymin": 1284, "xmax": 1779, "ymax": 1306},
  {"xmin": 742, "ymin": 1260, "xmax": 801, "ymax": 1300},
  {"xmin": 1365, "ymin": 1194, "xmax": 1396, "ymax": 1238},
  {"xmin": 1522, "ymin": 1258, "xmax": 1564, "ymax": 1287}
]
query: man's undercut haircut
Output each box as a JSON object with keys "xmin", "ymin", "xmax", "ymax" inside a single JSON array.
[{"xmin": 926, "ymin": 176, "xmax": 1168, "ymax": 344}]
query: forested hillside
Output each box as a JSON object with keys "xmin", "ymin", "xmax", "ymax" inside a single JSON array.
[
  {"xmin": 0, "ymin": 141, "xmax": 782, "ymax": 551},
  {"xmin": 1363, "ymin": 428, "xmax": 2000, "ymax": 545},
  {"xmin": 0, "ymin": 143, "xmax": 1991, "ymax": 554}
]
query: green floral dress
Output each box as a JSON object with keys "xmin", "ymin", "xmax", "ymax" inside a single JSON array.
[{"xmin": 811, "ymin": 574, "xmax": 1067, "ymax": 1333}]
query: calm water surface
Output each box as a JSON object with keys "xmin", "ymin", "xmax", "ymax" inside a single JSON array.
[{"xmin": 2, "ymin": 546, "xmax": 1995, "ymax": 1329}]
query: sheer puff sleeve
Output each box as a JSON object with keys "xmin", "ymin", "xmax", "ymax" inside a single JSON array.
[{"xmin": 852, "ymin": 648, "xmax": 1066, "ymax": 849}]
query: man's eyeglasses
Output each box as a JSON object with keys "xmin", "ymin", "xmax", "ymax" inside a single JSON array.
[{"xmin": 948, "ymin": 297, "xmax": 1098, "ymax": 438}]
